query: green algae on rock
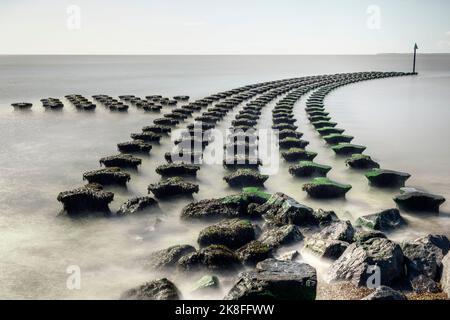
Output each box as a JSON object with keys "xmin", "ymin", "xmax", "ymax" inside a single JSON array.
[
  {"xmin": 82, "ymin": 167, "xmax": 131, "ymax": 186},
  {"xmin": 302, "ymin": 178, "xmax": 352, "ymax": 199},
  {"xmin": 345, "ymin": 154, "xmax": 380, "ymax": 169},
  {"xmin": 148, "ymin": 177, "xmax": 199, "ymax": 199},
  {"xmin": 223, "ymin": 169, "xmax": 269, "ymax": 187},
  {"xmin": 323, "ymin": 134, "xmax": 354, "ymax": 145},
  {"xmin": 289, "ymin": 161, "xmax": 332, "ymax": 177},
  {"xmin": 155, "ymin": 163, "xmax": 200, "ymax": 177},
  {"xmin": 331, "ymin": 143, "xmax": 366, "ymax": 155},
  {"xmin": 311, "ymin": 120, "xmax": 338, "ymax": 129},
  {"xmin": 317, "ymin": 127, "xmax": 345, "ymax": 137},
  {"xmin": 279, "ymin": 137, "xmax": 309, "ymax": 149},
  {"xmin": 236, "ymin": 240, "xmax": 272, "ymax": 266},
  {"xmin": 281, "ymin": 148, "xmax": 318, "ymax": 162},
  {"xmin": 364, "ymin": 169, "xmax": 411, "ymax": 188},
  {"xmin": 197, "ymin": 218, "xmax": 256, "ymax": 249}
]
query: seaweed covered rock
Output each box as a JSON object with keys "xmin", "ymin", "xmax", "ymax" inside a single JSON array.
[
  {"xmin": 145, "ymin": 245, "xmax": 196, "ymax": 270},
  {"xmin": 120, "ymin": 278, "xmax": 180, "ymax": 300},
  {"xmin": 177, "ymin": 245, "xmax": 242, "ymax": 273},
  {"xmin": 131, "ymin": 132, "xmax": 162, "ymax": 143},
  {"xmin": 148, "ymin": 177, "xmax": 199, "ymax": 199},
  {"xmin": 326, "ymin": 238, "xmax": 404, "ymax": 287},
  {"xmin": 253, "ymin": 193, "xmax": 317, "ymax": 227},
  {"xmin": 323, "ymin": 134, "xmax": 354, "ymax": 145},
  {"xmin": 223, "ymin": 169, "xmax": 268, "ymax": 187},
  {"xmin": 100, "ymin": 154, "xmax": 142, "ymax": 169},
  {"xmin": 317, "ymin": 127, "xmax": 345, "ymax": 136},
  {"xmin": 356, "ymin": 209, "xmax": 405, "ymax": 231},
  {"xmin": 12, "ymin": 102, "xmax": 32, "ymax": 109},
  {"xmin": 345, "ymin": 154, "xmax": 380, "ymax": 170},
  {"xmin": 165, "ymin": 150, "xmax": 203, "ymax": 164},
  {"xmin": 302, "ymin": 178, "xmax": 352, "ymax": 199},
  {"xmin": 281, "ymin": 148, "xmax": 317, "ymax": 162},
  {"xmin": 155, "ymin": 163, "xmax": 200, "ymax": 177},
  {"xmin": 312, "ymin": 209, "xmax": 339, "ymax": 227},
  {"xmin": 393, "ymin": 188, "xmax": 445, "ymax": 212},
  {"xmin": 353, "ymin": 230, "xmax": 387, "ymax": 243},
  {"xmin": 117, "ymin": 140, "xmax": 152, "ymax": 153},
  {"xmin": 57, "ymin": 183, "xmax": 114, "ymax": 214},
  {"xmin": 223, "ymin": 155, "xmax": 262, "ymax": 169},
  {"xmin": 365, "ymin": 169, "xmax": 411, "ymax": 188},
  {"xmin": 311, "ymin": 121, "xmax": 337, "ymax": 129},
  {"xmin": 82, "ymin": 167, "xmax": 130, "ymax": 186},
  {"xmin": 116, "ymin": 196, "xmax": 158, "ymax": 215},
  {"xmin": 278, "ymin": 129, "xmax": 303, "ymax": 140},
  {"xmin": 279, "ymin": 137, "xmax": 309, "ymax": 149},
  {"xmin": 331, "ymin": 143, "xmax": 366, "ymax": 156},
  {"xmin": 225, "ymin": 259, "xmax": 317, "ymax": 300},
  {"xmin": 198, "ymin": 219, "xmax": 256, "ymax": 249},
  {"xmin": 289, "ymin": 161, "xmax": 331, "ymax": 177},
  {"xmin": 260, "ymin": 225, "xmax": 304, "ymax": 249},
  {"xmin": 361, "ymin": 286, "xmax": 407, "ymax": 300},
  {"xmin": 236, "ymin": 241, "xmax": 272, "ymax": 266}
]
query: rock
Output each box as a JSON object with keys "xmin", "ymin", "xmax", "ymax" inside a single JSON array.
[
  {"xmin": 117, "ymin": 140, "xmax": 152, "ymax": 153},
  {"xmin": 289, "ymin": 161, "xmax": 332, "ymax": 177},
  {"xmin": 327, "ymin": 238, "xmax": 404, "ymax": 287},
  {"xmin": 100, "ymin": 154, "xmax": 142, "ymax": 169},
  {"xmin": 278, "ymin": 129, "xmax": 303, "ymax": 140},
  {"xmin": 260, "ymin": 225, "xmax": 304, "ymax": 249},
  {"xmin": 57, "ymin": 183, "xmax": 114, "ymax": 214},
  {"xmin": 253, "ymin": 192, "xmax": 317, "ymax": 227},
  {"xmin": 82, "ymin": 167, "xmax": 130, "ymax": 186},
  {"xmin": 441, "ymin": 253, "xmax": 450, "ymax": 297},
  {"xmin": 318, "ymin": 220, "xmax": 355, "ymax": 242},
  {"xmin": 356, "ymin": 209, "xmax": 406, "ymax": 231},
  {"xmin": 361, "ymin": 286, "xmax": 407, "ymax": 300},
  {"xmin": 317, "ymin": 127, "xmax": 345, "ymax": 136},
  {"xmin": 191, "ymin": 275, "xmax": 219, "ymax": 293},
  {"xmin": 148, "ymin": 177, "xmax": 199, "ymax": 199},
  {"xmin": 198, "ymin": 219, "xmax": 256, "ymax": 249},
  {"xmin": 12, "ymin": 102, "xmax": 32, "ymax": 109},
  {"xmin": 393, "ymin": 189, "xmax": 445, "ymax": 212},
  {"xmin": 345, "ymin": 154, "xmax": 380, "ymax": 169},
  {"xmin": 353, "ymin": 230, "xmax": 387, "ymax": 243},
  {"xmin": 116, "ymin": 196, "xmax": 158, "ymax": 215},
  {"xmin": 155, "ymin": 163, "xmax": 200, "ymax": 177},
  {"xmin": 142, "ymin": 125, "xmax": 171, "ymax": 134},
  {"xmin": 225, "ymin": 259, "xmax": 317, "ymax": 300},
  {"xmin": 165, "ymin": 150, "xmax": 203, "ymax": 164},
  {"xmin": 131, "ymin": 132, "xmax": 162, "ymax": 143},
  {"xmin": 177, "ymin": 245, "xmax": 242, "ymax": 273},
  {"xmin": 415, "ymin": 234, "xmax": 450, "ymax": 255},
  {"xmin": 365, "ymin": 169, "xmax": 411, "ymax": 188},
  {"xmin": 120, "ymin": 278, "xmax": 180, "ymax": 300},
  {"xmin": 302, "ymin": 178, "xmax": 352, "ymax": 199},
  {"xmin": 409, "ymin": 275, "xmax": 441, "ymax": 294},
  {"xmin": 279, "ymin": 137, "xmax": 309, "ymax": 149},
  {"xmin": 146, "ymin": 245, "xmax": 196, "ymax": 270},
  {"xmin": 277, "ymin": 250, "xmax": 300, "ymax": 261},
  {"xmin": 281, "ymin": 148, "xmax": 317, "ymax": 162},
  {"xmin": 223, "ymin": 169, "xmax": 268, "ymax": 187},
  {"xmin": 331, "ymin": 143, "xmax": 366, "ymax": 156},
  {"xmin": 309, "ymin": 115, "xmax": 331, "ymax": 122},
  {"xmin": 237, "ymin": 241, "xmax": 272, "ymax": 266},
  {"xmin": 305, "ymin": 237, "xmax": 350, "ymax": 260},
  {"xmin": 323, "ymin": 134, "xmax": 354, "ymax": 145},
  {"xmin": 272, "ymin": 123, "xmax": 298, "ymax": 131},
  {"xmin": 223, "ymin": 155, "xmax": 262, "ymax": 169},
  {"xmin": 173, "ymin": 95, "xmax": 190, "ymax": 101},
  {"xmin": 311, "ymin": 121, "xmax": 337, "ymax": 129},
  {"xmin": 312, "ymin": 209, "xmax": 339, "ymax": 226}
]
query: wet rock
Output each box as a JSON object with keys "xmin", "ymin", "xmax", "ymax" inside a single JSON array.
[
  {"xmin": 441, "ymin": 253, "xmax": 450, "ymax": 297},
  {"xmin": 116, "ymin": 196, "xmax": 158, "ymax": 215},
  {"xmin": 165, "ymin": 150, "xmax": 203, "ymax": 164},
  {"xmin": 277, "ymin": 250, "xmax": 300, "ymax": 261},
  {"xmin": 120, "ymin": 278, "xmax": 180, "ymax": 300},
  {"xmin": 260, "ymin": 225, "xmax": 304, "ymax": 249},
  {"xmin": 146, "ymin": 245, "xmax": 196, "ymax": 270},
  {"xmin": 365, "ymin": 169, "xmax": 411, "ymax": 188},
  {"xmin": 331, "ymin": 143, "xmax": 366, "ymax": 156},
  {"xmin": 57, "ymin": 183, "xmax": 114, "ymax": 214},
  {"xmin": 173, "ymin": 95, "xmax": 190, "ymax": 101},
  {"xmin": 117, "ymin": 140, "xmax": 152, "ymax": 153},
  {"xmin": 305, "ymin": 237, "xmax": 349, "ymax": 260},
  {"xmin": 273, "ymin": 117, "xmax": 296, "ymax": 125},
  {"xmin": 323, "ymin": 134, "xmax": 354, "ymax": 145},
  {"xmin": 82, "ymin": 167, "xmax": 130, "ymax": 186},
  {"xmin": 312, "ymin": 209, "xmax": 339, "ymax": 226},
  {"xmin": 289, "ymin": 161, "xmax": 332, "ymax": 177},
  {"xmin": 142, "ymin": 125, "xmax": 171, "ymax": 134},
  {"xmin": 278, "ymin": 129, "xmax": 303, "ymax": 140},
  {"xmin": 225, "ymin": 259, "xmax": 317, "ymax": 300},
  {"xmin": 302, "ymin": 178, "xmax": 352, "ymax": 199},
  {"xmin": 198, "ymin": 219, "xmax": 256, "ymax": 249},
  {"xmin": 279, "ymin": 137, "xmax": 309, "ymax": 149},
  {"xmin": 345, "ymin": 154, "xmax": 380, "ymax": 169},
  {"xmin": 154, "ymin": 118, "xmax": 178, "ymax": 126},
  {"xmin": 12, "ymin": 102, "xmax": 32, "ymax": 109},
  {"xmin": 148, "ymin": 177, "xmax": 199, "ymax": 199},
  {"xmin": 318, "ymin": 220, "xmax": 355, "ymax": 242},
  {"xmin": 237, "ymin": 241, "xmax": 272, "ymax": 266},
  {"xmin": 361, "ymin": 286, "xmax": 407, "ymax": 300},
  {"xmin": 223, "ymin": 155, "xmax": 262, "ymax": 169},
  {"xmin": 312, "ymin": 121, "xmax": 337, "ymax": 129},
  {"xmin": 308, "ymin": 115, "xmax": 331, "ymax": 122},
  {"xmin": 223, "ymin": 169, "xmax": 268, "ymax": 187},
  {"xmin": 192, "ymin": 275, "xmax": 219, "ymax": 293},
  {"xmin": 131, "ymin": 132, "xmax": 162, "ymax": 143},
  {"xmin": 177, "ymin": 245, "xmax": 242, "ymax": 273},
  {"xmin": 353, "ymin": 230, "xmax": 387, "ymax": 243},
  {"xmin": 272, "ymin": 123, "xmax": 298, "ymax": 131},
  {"xmin": 155, "ymin": 163, "xmax": 200, "ymax": 177},
  {"xmin": 327, "ymin": 238, "xmax": 404, "ymax": 287},
  {"xmin": 393, "ymin": 188, "xmax": 445, "ymax": 212},
  {"xmin": 410, "ymin": 274, "xmax": 441, "ymax": 294},
  {"xmin": 317, "ymin": 127, "xmax": 345, "ymax": 136},
  {"xmin": 100, "ymin": 154, "xmax": 142, "ymax": 169},
  {"xmin": 281, "ymin": 148, "xmax": 317, "ymax": 162},
  {"xmin": 356, "ymin": 209, "xmax": 406, "ymax": 231}
]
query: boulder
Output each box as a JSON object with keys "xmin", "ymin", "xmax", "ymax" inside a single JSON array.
[
  {"xmin": 99, "ymin": 154, "xmax": 142, "ymax": 169},
  {"xmin": 165, "ymin": 151, "xmax": 203, "ymax": 164},
  {"xmin": 259, "ymin": 225, "xmax": 304, "ymax": 249},
  {"xmin": 312, "ymin": 209, "xmax": 339, "ymax": 226},
  {"xmin": 317, "ymin": 127, "xmax": 345, "ymax": 136},
  {"xmin": 356, "ymin": 209, "xmax": 406, "ymax": 231},
  {"xmin": 279, "ymin": 137, "xmax": 309, "ymax": 149},
  {"xmin": 198, "ymin": 219, "xmax": 256, "ymax": 249},
  {"xmin": 12, "ymin": 102, "xmax": 32, "ymax": 109},
  {"xmin": 223, "ymin": 169, "xmax": 268, "ymax": 187},
  {"xmin": 409, "ymin": 274, "xmax": 440, "ymax": 294},
  {"xmin": 277, "ymin": 250, "xmax": 300, "ymax": 261},
  {"xmin": 142, "ymin": 125, "xmax": 172, "ymax": 134},
  {"xmin": 311, "ymin": 121, "xmax": 337, "ymax": 129},
  {"xmin": 145, "ymin": 245, "xmax": 196, "ymax": 270},
  {"xmin": 82, "ymin": 167, "xmax": 130, "ymax": 186},
  {"xmin": 394, "ymin": 188, "xmax": 445, "ymax": 212},
  {"xmin": 305, "ymin": 238, "xmax": 350, "ymax": 260},
  {"xmin": 57, "ymin": 183, "xmax": 114, "ymax": 214},
  {"xmin": 302, "ymin": 178, "xmax": 352, "ymax": 199},
  {"xmin": 281, "ymin": 148, "xmax": 318, "ymax": 162},
  {"xmin": 327, "ymin": 238, "xmax": 404, "ymax": 287},
  {"xmin": 278, "ymin": 129, "xmax": 303, "ymax": 140},
  {"xmin": 361, "ymin": 286, "xmax": 407, "ymax": 300},
  {"xmin": 130, "ymin": 132, "xmax": 162, "ymax": 143},
  {"xmin": 155, "ymin": 163, "xmax": 200, "ymax": 177},
  {"xmin": 120, "ymin": 278, "xmax": 180, "ymax": 300},
  {"xmin": 289, "ymin": 161, "xmax": 332, "ymax": 177},
  {"xmin": 272, "ymin": 123, "xmax": 298, "ymax": 131},
  {"xmin": 117, "ymin": 140, "xmax": 152, "ymax": 153},
  {"xmin": 223, "ymin": 155, "xmax": 262, "ymax": 169},
  {"xmin": 148, "ymin": 177, "xmax": 199, "ymax": 199},
  {"xmin": 317, "ymin": 220, "xmax": 355, "ymax": 242},
  {"xmin": 116, "ymin": 196, "xmax": 158, "ymax": 215},
  {"xmin": 177, "ymin": 245, "xmax": 242, "ymax": 273},
  {"xmin": 323, "ymin": 134, "xmax": 354, "ymax": 145},
  {"xmin": 331, "ymin": 143, "xmax": 366, "ymax": 156},
  {"xmin": 237, "ymin": 241, "xmax": 272, "ymax": 266},
  {"xmin": 353, "ymin": 230, "xmax": 387, "ymax": 243},
  {"xmin": 365, "ymin": 169, "xmax": 411, "ymax": 188},
  {"xmin": 225, "ymin": 259, "xmax": 317, "ymax": 300},
  {"xmin": 345, "ymin": 154, "xmax": 380, "ymax": 170},
  {"xmin": 191, "ymin": 275, "xmax": 219, "ymax": 293}
]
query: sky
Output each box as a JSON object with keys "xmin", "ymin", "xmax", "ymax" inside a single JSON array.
[{"xmin": 0, "ymin": 0, "xmax": 449, "ymax": 54}]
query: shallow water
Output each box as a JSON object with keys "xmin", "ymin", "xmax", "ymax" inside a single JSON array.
[{"xmin": 0, "ymin": 55, "xmax": 449, "ymax": 299}]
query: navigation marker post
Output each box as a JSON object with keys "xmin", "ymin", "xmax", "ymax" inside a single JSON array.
[{"xmin": 413, "ymin": 43, "xmax": 418, "ymax": 74}]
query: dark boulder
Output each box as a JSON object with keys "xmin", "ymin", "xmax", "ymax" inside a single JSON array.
[
  {"xmin": 356, "ymin": 209, "xmax": 406, "ymax": 231},
  {"xmin": 394, "ymin": 188, "xmax": 445, "ymax": 212},
  {"xmin": 345, "ymin": 154, "xmax": 380, "ymax": 170},
  {"xmin": 120, "ymin": 278, "xmax": 180, "ymax": 300},
  {"xmin": 198, "ymin": 219, "xmax": 256, "ymax": 249},
  {"xmin": 281, "ymin": 148, "xmax": 317, "ymax": 162},
  {"xmin": 155, "ymin": 163, "xmax": 200, "ymax": 177},
  {"xmin": 12, "ymin": 102, "xmax": 32, "ymax": 109},
  {"xmin": 317, "ymin": 127, "xmax": 345, "ymax": 136},
  {"xmin": 223, "ymin": 169, "xmax": 268, "ymax": 187},
  {"xmin": 145, "ymin": 245, "xmax": 196, "ymax": 270},
  {"xmin": 305, "ymin": 238, "xmax": 349, "ymax": 260},
  {"xmin": 353, "ymin": 230, "xmax": 387, "ymax": 243},
  {"xmin": 177, "ymin": 245, "xmax": 242, "ymax": 273},
  {"xmin": 82, "ymin": 167, "xmax": 130, "ymax": 186},
  {"xmin": 237, "ymin": 241, "xmax": 272, "ymax": 266},
  {"xmin": 302, "ymin": 178, "xmax": 352, "ymax": 199},
  {"xmin": 116, "ymin": 196, "xmax": 158, "ymax": 215},
  {"xmin": 130, "ymin": 132, "xmax": 162, "ymax": 143},
  {"xmin": 117, "ymin": 140, "xmax": 152, "ymax": 153},
  {"xmin": 323, "ymin": 134, "xmax": 354, "ymax": 145},
  {"xmin": 259, "ymin": 225, "xmax": 304, "ymax": 249},
  {"xmin": 279, "ymin": 137, "xmax": 309, "ymax": 149},
  {"xmin": 364, "ymin": 169, "xmax": 411, "ymax": 188},
  {"xmin": 331, "ymin": 143, "xmax": 366, "ymax": 156},
  {"xmin": 148, "ymin": 177, "xmax": 199, "ymax": 199},
  {"xmin": 278, "ymin": 129, "xmax": 303, "ymax": 140},
  {"xmin": 57, "ymin": 183, "xmax": 114, "ymax": 214},
  {"xmin": 361, "ymin": 286, "xmax": 407, "ymax": 300},
  {"xmin": 289, "ymin": 161, "xmax": 331, "ymax": 177},
  {"xmin": 100, "ymin": 154, "xmax": 142, "ymax": 169}
]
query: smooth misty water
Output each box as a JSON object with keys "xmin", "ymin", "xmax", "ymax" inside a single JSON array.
[{"xmin": 0, "ymin": 55, "xmax": 449, "ymax": 299}]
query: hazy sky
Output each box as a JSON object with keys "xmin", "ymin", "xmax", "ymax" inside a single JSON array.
[{"xmin": 1, "ymin": 0, "xmax": 449, "ymax": 54}]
